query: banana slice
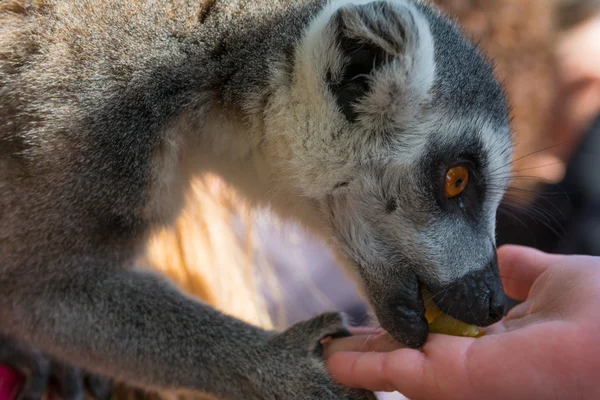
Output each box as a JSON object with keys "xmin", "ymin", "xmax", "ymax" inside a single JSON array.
[{"xmin": 422, "ymin": 290, "xmax": 486, "ymax": 338}]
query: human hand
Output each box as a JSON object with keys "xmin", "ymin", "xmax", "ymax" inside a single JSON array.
[{"xmin": 325, "ymin": 245, "xmax": 600, "ymax": 400}]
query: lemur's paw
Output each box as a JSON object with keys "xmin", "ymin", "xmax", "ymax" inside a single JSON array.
[
  {"xmin": 0, "ymin": 335, "xmax": 113, "ymax": 400},
  {"xmin": 270, "ymin": 312, "xmax": 352, "ymax": 357},
  {"xmin": 265, "ymin": 312, "xmax": 377, "ymax": 400}
]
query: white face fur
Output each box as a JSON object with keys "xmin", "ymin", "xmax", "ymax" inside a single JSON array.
[{"xmin": 260, "ymin": 0, "xmax": 513, "ymax": 347}]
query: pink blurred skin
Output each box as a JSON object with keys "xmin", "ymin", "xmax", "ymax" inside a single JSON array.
[
  {"xmin": 0, "ymin": 366, "xmax": 23, "ymax": 400},
  {"xmin": 324, "ymin": 245, "xmax": 600, "ymax": 400},
  {"xmin": 555, "ymin": 14, "xmax": 600, "ymax": 155},
  {"xmin": 505, "ymin": 15, "xmax": 600, "ymax": 185}
]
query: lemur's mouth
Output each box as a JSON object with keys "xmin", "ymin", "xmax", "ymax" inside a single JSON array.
[
  {"xmin": 371, "ymin": 277, "xmax": 430, "ymax": 349},
  {"xmin": 371, "ymin": 259, "xmax": 505, "ymax": 348},
  {"xmin": 421, "ymin": 260, "xmax": 506, "ymax": 329},
  {"xmin": 421, "ymin": 289, "xmax": 486, "ymax": 338}
]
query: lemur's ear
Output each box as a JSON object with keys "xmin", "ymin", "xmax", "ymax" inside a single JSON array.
[{"xmin": 326, "ymin": 1, "xmax": 425, "ymax": 122}]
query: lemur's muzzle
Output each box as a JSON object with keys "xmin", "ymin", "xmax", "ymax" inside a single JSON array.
[
  {"xmin": 426, "ymin": 254, "xmax": 506, "ymax": 327},
  {"xmin": 370, "ymin": 254, "xmax": 506, "ymax": 348}
]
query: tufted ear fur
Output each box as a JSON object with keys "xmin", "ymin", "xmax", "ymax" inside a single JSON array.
[{"xmin": 324, "ymin": 1, "xmax": 435, "ymax": 124}]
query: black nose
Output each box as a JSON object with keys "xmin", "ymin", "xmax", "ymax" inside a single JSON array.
[{"xmin": 427, "ymin": 255, "xmax": 506, "ymax": 326}]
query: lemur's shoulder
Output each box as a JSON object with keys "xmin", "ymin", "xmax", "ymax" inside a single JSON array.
[
  {"xmin": 0, "ymin": 0, "xmax": 214, "ymax": 257},
  {"xmin": 0, "ymin": 0, "xmax": 324, "ymax": 258}
]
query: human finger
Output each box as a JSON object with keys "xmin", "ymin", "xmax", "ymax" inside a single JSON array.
[{"xmin": 497, "ymin": 245, "xmax": 562, "ymax": 301}]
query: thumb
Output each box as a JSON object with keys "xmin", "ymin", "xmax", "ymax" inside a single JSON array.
[{"xmin": 497, "ymin": 245, "xmax": 563, "ymax": 301}]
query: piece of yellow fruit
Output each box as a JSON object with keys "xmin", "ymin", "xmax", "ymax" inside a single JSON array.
[{"xmin": 422, "ymin": 290, "xmax": 486, "ymax": 338}]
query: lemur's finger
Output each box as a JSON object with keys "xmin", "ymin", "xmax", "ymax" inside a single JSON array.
[
  {"xmin": 497, "ymin": 245, "xmax": 563, "ymax": 301},
  {"xmin": 84, "ymin": 373, "xmax": 114, "ymax": 400},
  {"xmin": 271, "ymin": 312, "xmax": 352, "ymax": 357},
  {"xmin": 16, "ymin": 367, "xmax": 50, "ymax": 400},
  {"xmin": 50, "ymin": 361, "xmax": 85, "ymax": 400}
]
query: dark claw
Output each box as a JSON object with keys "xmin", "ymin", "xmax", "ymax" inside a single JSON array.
[
  {"xmin": 16, "ymin": 366, "xmax": 50, "ymax": 400},
  {"xmin": 51, "ymin": 361, "xmax": 85, "ymax": 400},
  {"xmin": 84, "ymin": 373, "xmax": 114, "ymax": 400}
]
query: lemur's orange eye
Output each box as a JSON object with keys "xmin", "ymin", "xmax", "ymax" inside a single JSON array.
[{"xmin": 445, "ymin": 166, "xmax": 469, "ymax": 198}]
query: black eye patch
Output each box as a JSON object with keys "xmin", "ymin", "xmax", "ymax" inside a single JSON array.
[{"xmin": 418, "ymin": 134, "xmax": 488, "ymax": 223}]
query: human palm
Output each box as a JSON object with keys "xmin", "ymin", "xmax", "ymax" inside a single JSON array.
[{"xmin": 325, "ymin": 245, "xmax": 600, "ymax": 400}]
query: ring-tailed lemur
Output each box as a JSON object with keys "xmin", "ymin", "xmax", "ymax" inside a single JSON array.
[{"xmin": 0, "ymin": 0, "xmax": 512, "ymax": 399}]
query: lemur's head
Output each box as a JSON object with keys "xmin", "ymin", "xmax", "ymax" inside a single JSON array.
[{"xmin": 265, "ymin": 0, "xmax": 512, "ymax": 347}]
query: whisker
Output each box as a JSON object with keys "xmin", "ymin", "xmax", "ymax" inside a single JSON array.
[
  {"xmin": 487, "ymin": 139, "xmax": 577, "ymax": 176},
  {"xmin": 511, "ymin": 161, "xmax": 565, "ymax": 173},
  {"xmin": 467, "ymin": 308, "xmax": 482, "ymax": 327}
]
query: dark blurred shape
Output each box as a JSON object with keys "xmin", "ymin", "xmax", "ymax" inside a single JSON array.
[
  {"xmin": 497, "ymin": 114, "xmax": 600, "ymax": 256},
  {"xmin": 556, "ymin": 0, "xmax": 600, "ymax": 30},
  {"xmin": 497, "ymin": 114, "xmax": 600, "ymax": 311}
]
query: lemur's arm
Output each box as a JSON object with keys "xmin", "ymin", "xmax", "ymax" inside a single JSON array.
[{"xmin": 1, "ymin": 267, "xmax": 373, "ymax": 400}]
